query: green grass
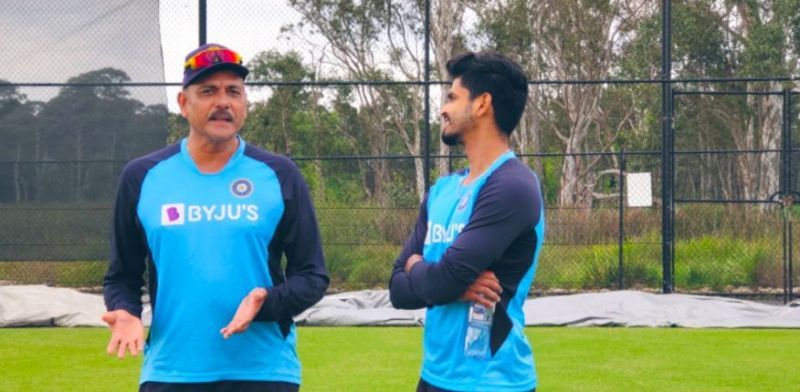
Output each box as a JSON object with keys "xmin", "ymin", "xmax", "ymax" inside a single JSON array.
[{"xmin": 1, "ymin": 327, "xmax": 798, "ymax": 391}]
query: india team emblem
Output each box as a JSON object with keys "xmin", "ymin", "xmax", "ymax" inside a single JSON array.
[
  {"xmin": 231, "ymin": 178, "xmax": 253, "ymax": 198},
  {"xmin": 457, "ymin": 192, "xmax": 471, "ymax": 211}
]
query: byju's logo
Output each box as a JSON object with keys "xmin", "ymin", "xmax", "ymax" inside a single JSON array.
[
  {"xmin": 161, "ymin": 203, "xmax": 185, "ymax": 226},
  {"xmin": 424, "ymin": 222, "xmax": 465, "ymax": 245},
  {"xmin": 160, "ymin": 203, "xmax": 259, "ymax": 226}
]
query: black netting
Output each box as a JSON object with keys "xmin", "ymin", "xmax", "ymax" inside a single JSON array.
[
  {"xmin": 1, "ymin": 2, "xmax": 166, "ymax": 283},
  {"xmin": 1, "ymin": 0, "xmax": 164, "ymax": 84},
  {"xmin": 0, "ymin": 1, "xmax": 798, "ymax": 303}
]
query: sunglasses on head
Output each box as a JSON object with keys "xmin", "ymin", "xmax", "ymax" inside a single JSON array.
[{"xmin": 184, "ymin": 48, "xmax": 243, "ymax": 71}]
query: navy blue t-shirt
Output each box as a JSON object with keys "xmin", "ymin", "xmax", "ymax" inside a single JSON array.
[
  {"xmin": 390, "ymin": 151, "xmax": 545, "ymax": 391},
  {"xmin": 103, "ymin": 138, "xmax": 328, "ymax": 384}
]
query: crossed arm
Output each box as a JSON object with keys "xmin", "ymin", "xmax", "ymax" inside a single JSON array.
[{"xmin": 389, "ymin": 178, "xmax": 535, "ymax": 310}]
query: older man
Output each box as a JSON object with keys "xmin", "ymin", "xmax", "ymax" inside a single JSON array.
[{"xmin": 102, "ymin": 43, "xmax": 328, "ymax": 392}]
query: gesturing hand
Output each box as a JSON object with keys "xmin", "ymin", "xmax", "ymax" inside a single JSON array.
[
  {"xmin": 102, "ymin": 309, "xmax": 145, "ymax": 359},
  {"xmin": 220, "ymin": 287, "xmax": 267, "ymax": 339},
  {"xmin": 461, "ymin": 271, "xmax": 502, "ymax": 308}
]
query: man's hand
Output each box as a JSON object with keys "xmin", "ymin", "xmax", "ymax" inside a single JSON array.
[
  {"xmin": 461, "ymin": 271, "xmax": 502, "ymax": 308},
  {"xmin": 102, "ymin": 309, "xmax": 144, "ymax": 359},
  {"xmin": 404, "ymin": 253, "xmax": 424, "ymax": 274},
  {"xmin": 220, "ymin": 288, "xmax": 267, "ymax": 339}
]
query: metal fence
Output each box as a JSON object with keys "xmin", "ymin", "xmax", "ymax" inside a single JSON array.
[{"xmin": 1, "ymin": 1, "xmax": 799, "ymax": 303}]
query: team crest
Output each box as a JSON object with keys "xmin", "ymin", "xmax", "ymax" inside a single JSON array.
[{"xmin": 231, "ymin": 178, "xmax": 253, "ymax": 198}]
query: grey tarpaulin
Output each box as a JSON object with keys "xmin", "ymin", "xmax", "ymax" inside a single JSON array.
[
  {"xmin": 0, "ymin": 285, "xmax": 151, "ymax": 327},
  {"xmin": 1, "ymin": 286, "xmax": 798, "ymax": 328},
  {"xmin": 295, "ymin": 290, "xmax": 425, "ymax": 326},
  {"xmin": 521, "ymin": 290, "xmax": 800, "ymax": 328}
]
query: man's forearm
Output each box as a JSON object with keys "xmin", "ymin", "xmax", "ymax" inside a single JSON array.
[
  {"xmin": 407, "ymin": 258, "xmax": 474, "ymax": 305},
  {"xmin": 389, "ymin": 269, "xmax": 428, "ymax": 309},
  {"xmin": 255, "ymin": 271, "xmax": 329, "ymax": 322}
]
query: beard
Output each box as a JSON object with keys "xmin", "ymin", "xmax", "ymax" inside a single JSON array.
[
  {"xmin": 441, "ymin": 130, "xmax": 462, "ymax": 146},
  {"xmin": 441, "ymin": 105, "xmax": 472, "ymax": 146}
]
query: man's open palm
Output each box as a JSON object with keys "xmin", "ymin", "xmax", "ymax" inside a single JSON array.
[
  {"xmin": 220, "ymin": 287, "xmax": 267, "ymax": 339},
  {"xmin": 103, "ymin": 309, "xmax": 144, "ymax": 359}
]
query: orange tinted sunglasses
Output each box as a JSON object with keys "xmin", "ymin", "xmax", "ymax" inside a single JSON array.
[{"xmin": 184, "ymin": 47, "xmax": 243, "ymax": 70}]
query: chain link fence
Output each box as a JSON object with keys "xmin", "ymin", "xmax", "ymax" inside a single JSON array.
[{"xmin": 1, "ymin": 1, "xmax": 799, "ymax": 302}]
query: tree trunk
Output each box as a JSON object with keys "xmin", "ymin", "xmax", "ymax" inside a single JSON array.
[
  {"xmin": 430, "ymin": 0, "xmax": 466, "ymax": 178},
  {"xmin": 756, "ymin": 87, "xmax": 781, "ymax": 200},
  {"xmin": 76, "ymin": 122, "xmax": 83, "ymax": 201},
  {"xmin": 14, "ymin": 140, "xmax": 22, "ymax": 202},
  {"xmin": 309, "ymin": 86, "xmax": 325, "ymax": 203}
]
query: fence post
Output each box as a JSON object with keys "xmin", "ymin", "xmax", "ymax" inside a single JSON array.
[
  {"xmin": 661, "ymin": 0, "xmax": 674, "ymax": 293},
  {"xmin": 782, "ymin": 89, "xmax": 791, "ymax": 199},
  {"xmin": 422, "ymin": 0, "xmax": 431, "ymax": 190},
  {"xmin": 783, "ymin": 89, "xmax": 790, "ymax": 304},
  {"xmin": 790, "ymin": 222, "xmax": 795, "ymax": 302},
  {"xmin": 790, "ymin": 91, "xmax": 795, "ymax": 302},
  {"xmin": 782, "ymin": 89, "xmax": 796, "ymax": 303},
  {"xmin": 618, "ymin": 148, "xmax": 626, "ymax": 290},
  {"xmin": 199, "ymin": 0, "xmax": 207, "ymax": 46}
]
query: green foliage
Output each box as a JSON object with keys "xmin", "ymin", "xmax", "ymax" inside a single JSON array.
[
  {"xmin": 672, "ymin": 1, "xmax": 729, "ymax": 78},
  {"xmin": 317, "ymin": 205, "xmax": 416, "ymax": 289},
  {"xmin": 5, "ymin": 1, "xmax": 800, "ymax": 293},
  {"xmin": 0, "ymin": 261, "xmax": 107, "ymax": 287},
  {"xmin": 539, "ymin": 235, "xmax": 782, "ymax": 291},
  {"xmin": 539, "ymin": 157, "xmax": 562, "ymax": 206},
  {"xmin": 3, "ymin": 203, "xmax": 797, "ymax": 293},
  {"xmin": 742, "ymin": 22, "xmax": 787, "ymax": 77},
  {"xmin": 166, "ymin": 112, "xmax": 188, "ymax": 144},
  {"xmin": 1, "ymin": 68, "xmax": 166, "ymax": 203},
  {"xmin": 477, "ymin": 0, "xmax": 535, "ymax": 56}
]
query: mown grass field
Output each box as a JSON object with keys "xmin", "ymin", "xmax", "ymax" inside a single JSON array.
[{"xmin": 1, "ymin": 327, "xmax": 797, "ymax": 392}]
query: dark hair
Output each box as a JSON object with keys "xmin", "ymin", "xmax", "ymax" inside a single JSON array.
[{"xmin": 445, "ymin": 51, "xmax": 529, "ymax": 136}]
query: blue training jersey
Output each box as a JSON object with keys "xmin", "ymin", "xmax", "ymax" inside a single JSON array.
[
  {"xmin": 389, "ymin": 151, "xmax": 545, "ymax": 392},
  {"xmin": 103, "ymin": 137, "xmax": 328, "ymax": 385}
]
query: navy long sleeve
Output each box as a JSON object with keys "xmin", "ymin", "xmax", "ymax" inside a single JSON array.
[
  {"xmin": 389, "ymin": 157, "xmax": 542, "ymax": 307},
  {"xmin": 103, "ymin": 146, "xmax": 175, "ymax": 318},
  {"xmin": 408, "ymin": 171, "xmax": 539, "ymax": 304},
  {"xmin": 389, "ymin": 193, "xmax": 430, "ymax": 309},
  {"xmin": 255, "ymin": 150, "xmax": 329, "ymax": 326}
]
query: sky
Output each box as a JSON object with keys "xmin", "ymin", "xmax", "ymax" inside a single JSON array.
[
  {"xmin": 159, "ymin": 0, "xmax": 306, "ymax": 110},
  {"xmin": 3, "ymin": 0, "xmax": 451, "ymax": 113},
  {"xmin": 2, "ymin": 0, "xmax": 304, "ymax": 112}
]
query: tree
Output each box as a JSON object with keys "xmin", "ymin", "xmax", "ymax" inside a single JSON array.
[
  {"xmin": 35, "ymin": 68, "xmax": 165, "ymax": 201},
  {"xmin": 286, "ymin": 0, "xmax": 393, "ymax": 203},
  {"xmin": 245, "ymin": 50, "xmax": 313, "ymax": 155},
  {"xmin": 474, "ymin": 0, "xmax": 545, "ymax": 173},
  {"xmin": 0, "ymin": 82, "xmax": 37, "ymax": 202},
  {"xmin": 476, "ymin": 0, "xmax": 651, "ymax": 207},
  {"xmin": 286, "ymin": 0, "xmax": 470, "ymax": 202},
  {"xmin": 717, "ymin": 0, "xmax": 800, "ymax": 201},
  {"xmin": 623, "ymin": 0, "xmax": 800, "ymax": 201},
  {"xmin": 430, "ymin": 0, "xmax": 469, "ymax": 176}
]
